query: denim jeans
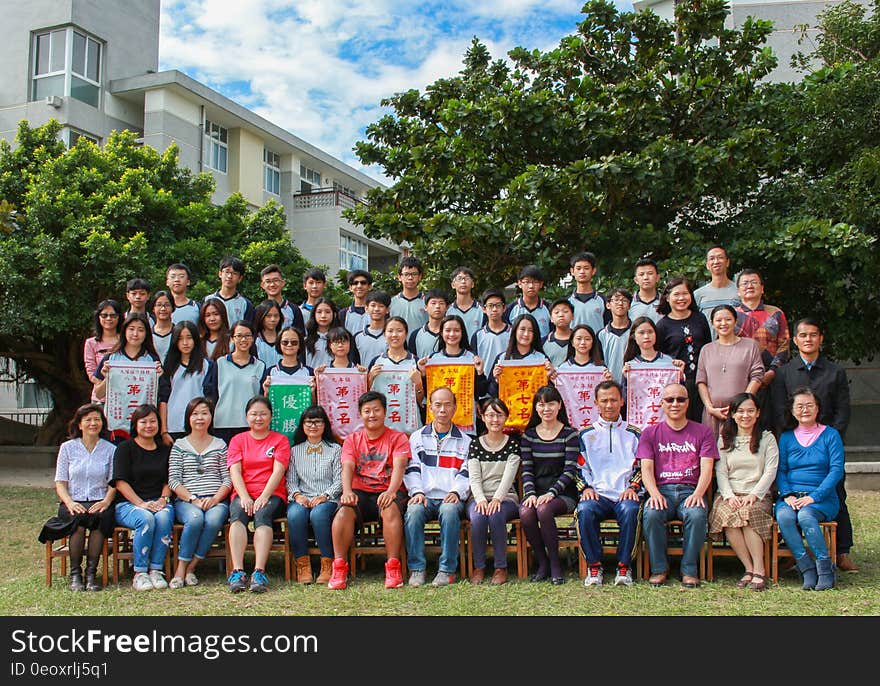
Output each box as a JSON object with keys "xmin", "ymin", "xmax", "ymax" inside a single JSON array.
[
  {"xmin": 576, "ymin": 495, "xmax": 640, "ymax": 566},
  {"xmin": 115, "ymin": 501, "xmax": 174, "ymax": 573},
  {"xmin": 286, "ymin": 500, "xmax": 338, "ymax": 558},
  {"xmin": 467, "ymin": 499, "xmax": 519, "ymax": 570},
  {"xmin": 641, "ymin": 483, "xmax": 707, "ymax": 577},
  {"xmin": 404, "ymin": 498, "xmax": 465, "ymax": 573},
  {"xmin": 173, "ymin": 500, "xmax": 229, "ymax": 562},
  {"xmin": 774, "ymin": 501, "xmax": 830, "ymax": 561}
]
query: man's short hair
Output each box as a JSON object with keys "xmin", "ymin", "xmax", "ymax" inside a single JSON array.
[
  {"xmin": 518, "ymin": 264, "xmax": 545, "ymax": 282},
  {"xmin": 429, "ymin": 386, "xmax": 456, "ymax": 404},
  {"xmin": 219, "ymin": 255, "xmax": 245, "ymax": 275},
  {"xmin": 736, "ymin": 268, "xmax": 763, "ymax": 286},
  {"xmin": 606, "ymin": 288, "xmax": 633, "ymax": 304},
  {"xmin": 126, "ymin": 277, "xmax": 151, "ymax": 292},
  {"xmin": 593, "ymin": 380, "xmax": 623, "ymax": 400},
  {"xmin": 424, "ymin": 288, "xmax": 450, "ymax": 305},
  {"xmin": 481, "ymin": 288, "xmax": 505, "ymax": 306},
  {"xmin": 794, "ymin": 317, "xmax": 824, "ymax": 336},
  {"xmin": 347, "ymin": 269, "xmax": 372, "ymax": 285},
  {"xmin": 549, "ymin": 298, "xmax": 574, "ymax": 314},
  {"xmin": 358, "ymin": 390, "xmax": 387, "ymax": 411},
  {"xmin": 451, "ymin": 266, "xmax": 476, "ymax": 281},
  {"xmin": 570, "ymin": 252, "xmax": 597, "ymax": 268},
  {"xmin": 398, "ymin": 256, "xmax": 423, "ymax": 274},
  {"xmin": 260, "ymin": 264, "xmax": 283, "ymax": 279},
  {"xmin": 365, "ymin": 290, "xmax": 391, "ymax": 307},
  {"xmin": 707, "ymin": 245, "xmax": 728, "ymax": 258},
  {"xmin": 302, "ymin": 267, "xmax": 326, "ymax": 282},
  {"xmin": 634, "ymin": 258, "xmax": 658, "ymax": 272},
  {"xmin": 166, "ymin": 263, "xmax": 192, "ymax": 279}
]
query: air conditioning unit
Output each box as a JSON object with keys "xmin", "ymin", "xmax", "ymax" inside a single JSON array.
[{"xmin": 45, "ymin": 95, "xmax": 62, "ymax": 108}]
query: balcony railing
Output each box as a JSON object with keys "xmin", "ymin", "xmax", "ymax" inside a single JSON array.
[{"xmin": 292, "ymin": 187, "xmax": 366, "ymax": 211}]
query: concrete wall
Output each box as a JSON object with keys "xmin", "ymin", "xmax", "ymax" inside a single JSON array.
[
  {"xmin": 227, "ymin": 127, "xmax": 263, "ymax": 207},
  {"xmin": 143, "ymin": 88, "xmax": 202, "ymax": 171}
]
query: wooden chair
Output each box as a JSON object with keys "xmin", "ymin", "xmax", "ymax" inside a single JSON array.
[
  {"xmin": 171, "ymin": 523, "xmax": 229, "ymax": 574},
  {"xmin": 110, "ymin": 526, "xmax": 172, "ymax": 584},
  {"xmin": 575, "ymin": 517, "xmax": 642, "ymax": 579},
  {"xmin": 770, "ymin": 520, "xmax": 837, "ymax": 582},
  {"xmin": 706, "ymin": 530, "xmax": 771, "ymax": 582},
  {"xmin": 522, "ymin": 513, "xmax": 582, "ymax": 577},
  {"xmin": 45, "ymin": 534, "xmax": 109, "ymax": 587},
  {"xmin": 224, "ymin": 518, "xmax": 291, "ymax": 581},
  {"xmin": 348, "ymin": 521, "xmax": 406, "ymax": 579},
  {"xmin": 639, "ymin": 519, "xmax": 707, "ymax": 581},
  {"xmin": 465, "ymin": 518, "xmax": 527, "ymax": 579}
]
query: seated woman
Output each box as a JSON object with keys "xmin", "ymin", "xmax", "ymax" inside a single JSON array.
[
  {"xmin": 168, "ymin": 397, "xmax": 231, "ymax": 589},
  {"xmin": 111, "ymin": 404, "xmax": 174, "ymax": 591},
  {"xmin": 39, "ymin": 404, "xmax": 116, "ymax": 592},
  {"xmin": 518, "ymin": 385, "xmax": 580, "ymax": 585},
  {"xmin": 286, "ymin": 406, "xmax": 341, "ymax": 585},
  {"xmin": 226, "ymin": 396, "xmax": 291, "ymax": 594},
  {"xmin": 775, "ymin": 386, "xmax": 844, "ymax": 591},
  {"xmin": 707, "ymin": 393, "xmax": 778, "ymax": 591},
  {"xmin": 467, "ymin": 397, "xmax": 520, "ymax": 585}
]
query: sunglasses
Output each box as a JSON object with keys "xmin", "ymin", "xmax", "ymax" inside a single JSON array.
[{"xmin": 662, "ymin": 396, "xmax": 689, "ymax": 404}]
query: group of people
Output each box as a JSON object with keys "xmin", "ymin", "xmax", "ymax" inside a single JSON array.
[{"xmin": 39, "ymin": 245, "xmax": 856, "ymax": 593}]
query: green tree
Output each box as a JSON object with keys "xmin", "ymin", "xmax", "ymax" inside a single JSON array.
[
  {"xmin": 348, "ymin": 0, "xmax": 779, "ymax": 291},
  {"xmin": 0, "ymin": 121, "xmax": 312, "ymax": 443}
]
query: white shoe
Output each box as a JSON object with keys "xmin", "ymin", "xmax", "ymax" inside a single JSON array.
[
  {"xmin": 614, "ymin": 565, "xmax": 633, "ymax": 587},
  {"xmin": 408, "ymin": 570, "xmax": 426, "ymax": 587},
  {"xmin": 584, "ymin": 564, "xmax": 603, "ymax": 587},
  {"xmin": 148, "ymin": 569, "xmax": 168, "ymax": 589},
  {"xmin": 133, "ymin": 572, "xmax": 154, "ymax": 591},
  {"xmin": 168, "ymin": 576, "xmax": 185, "ymax": 589},
  {"xmin": 185, "ymin": 572, "xmax": 199, "ymax": 586}
]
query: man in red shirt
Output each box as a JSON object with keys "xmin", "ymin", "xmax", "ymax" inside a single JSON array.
[{"xmin": 328, "ymin": 391, "xmax": 412, "ymax": 589}]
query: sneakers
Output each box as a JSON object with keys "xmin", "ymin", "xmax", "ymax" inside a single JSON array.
[
  {"xmin": 228, "ymin": 569, "xmax": 248, "ymax": 593},
  {"xmin": 408, "ymin": 569, "xmax": 426, "ymax": 587},
  {"xmin": 431, "ymin": 571, "xmax": 455, "ymax": 587},
  {"xmin": 584, "ymin": 563, "xmax": 603, "ymax": 587},
  {"xmin": 385, "ymin": 558, "xmax": 404, "ymax": 588},
  {"xmin": 328, "ymin": 558, "xmax": 349, "ymax": 590},
  {"xmin": 249, "ymin": 569, "xmax": 269, "ymax": 593},
  {"xmin": 614, "ymin": 564, "xmax": 633, "ymax": 587},
  {"xmin": 184, "ymin": 572, "xmax": 199, "ymax": 586},
  {"xmin": 148, "ymin": 569, "xmax": 168, "ymax": 589},
  {"xmin": 168, "ymin": 576, "xmax": 185, "ymax": 589},
  {"xmin": 133, "ymin": 572, "xmax": 154, "ymax": 591}
]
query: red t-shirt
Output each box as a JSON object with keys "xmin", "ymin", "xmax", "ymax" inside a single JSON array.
[
  {"xmin": 227, "ymin": 431, "xmax": 291, "ymax": 500},
  {"xmin": 341, "ymin": 428, "xmax": 411, "ymax": 493}
]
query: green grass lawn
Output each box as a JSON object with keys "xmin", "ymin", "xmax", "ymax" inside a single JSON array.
[{"xmin": 2, "ymin": 485, "xmax": 877, "ymax": 616}]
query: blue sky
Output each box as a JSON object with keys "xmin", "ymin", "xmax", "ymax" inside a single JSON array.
[{"xmin": 159, "ymin": 0, "xmax": 634, "ymax": 182}]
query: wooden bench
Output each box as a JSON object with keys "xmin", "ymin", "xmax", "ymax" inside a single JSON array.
[
  {"xmin": 110, "ymin": 526, "xmax": 172, "ymax": 584},
  {"xmin": 575, "ymin": 517, "xmax": 642, "ymax": 579},
  {"xmin": 225, "ymin": 518, "xmax": 291, "ymax": 581},
  {"xmin": 465, "ymin": 519, "xmax": 526, "ymax": 579},
  {"xmin": 44, "ymin": 535, "xmax": 109, "ymax": 587},
  {"xmin": 770, "ymin": 520, "xmax": 837, "ymax": 582}
]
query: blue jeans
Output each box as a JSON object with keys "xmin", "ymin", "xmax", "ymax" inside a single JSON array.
[
  {"xmin": 467, "ymin": 499, "xmax": 519, "ymax": 570},
  {"xmin": 577, "ymin": 495, "xmax": 640, "ymax": 566},
  {"xmin": 286, "ymin": 500, "xmax": 338, "ymax": 558},
  {"xmin": 404, "ymin": 498, "xmax": 465, "ymax": 573},
  {"xmin": 774, "ymin": 502, "xmax": 830, "ymax": 561},
  {"xmin": 115, "ymin": 501, "xmax": 174, "ymax": 573},
  {"xmin": 173, "ymin": 500, "xmax": 229, "ymax": 562},
  {"xmin": 641, "ymin": 484, "xmax": 707, "ymax": 577}
]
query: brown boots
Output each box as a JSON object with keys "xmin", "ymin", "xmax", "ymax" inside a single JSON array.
[
  {"xmin": 295, "ymin": 556, "xmax": 313, "ymax": 584},
  {"xmin": 316, "ymin": 557, "xmax": 333, "ymax": 584}
]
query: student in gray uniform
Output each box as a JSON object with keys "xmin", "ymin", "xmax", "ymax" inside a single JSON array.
[
  {"xmin": 204, "ymin": 255, "xmax": 255, "ymax": 326},
  {"xmin": 629, "ymin": 258, "xmax": 662, "ymax": 323},
  {"xmin": 447, "ymin": 266, "xmax": 486, "ymax": 340},
  {"xmin": 408, "ymin": 288, "xmax": 449, "ymax": 361},
  {"xmin": 355, "ymin": 290, "xmax": 390, "ymax": 369},
  {"xmin": 505, "ymin": 265, "xmax": 552, "ymax": 339},
  {"xmin": 166, "ymin": 263, "xmax": 200, "ymax": 325},
  {"xmin": 253, "ymin": 300, "xmax": 283, "ymax": 370},
  {"xmin": 470, "ymin": 288, "xmax": 511, "ymax": 376},
  {"xmin": 693, "ymin": 245, "xmax": 739, "ymax": 329},
  {"xmin": 259, "ymin": 264, "xmax": 305, "ymax": 333},
  {"xmin": 598, "ymin": 289, "xmax": 633, "ymax": 383},
  {"xmin": 300, "ymin": 268, "xmax": 327, "ymax": 327},
  {"xmin": 339, "ymin": 269, "xmax": 372, "ymax": 335},
  {"xmin": 158, "ymin": 321, "xmax": 215, "ymax": 445},
  {"xmin": 305, "ymin": 297, "xmax": 341, "ymax": 369},
  {"xmin": 567, "ymin": 252, "xmax": 607, "ymax": 334},
  {"xmin": 542, "ymin": 299, "xmax": 575, "ymax": 369},
  {"xmin": 390, "ymin": 256, "xmax": 428, "ymax": 333}
]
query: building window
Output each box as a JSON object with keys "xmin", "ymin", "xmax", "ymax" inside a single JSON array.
[
  {"xmin": 340, "ymin": 234, "xmax": 368, "ymax": 271},
  {"xmin": 32, "ymin": 27, "xmax": 102, "ymax": 107},
  {"xmin": 67, "ymin": 129, "xmax": 99, "ymax": 147},
  {"xmin": 332, "ymin": 180, "xmax": 358, "ymax": 199},
  {"xmin": 263, "ymin": 148, "xmax": 281, "ymax": 195},
  {"xmin": 204, "ymin": 119, "xmax": 228, "ymax": 173},
  {"xmin": 300, "ymin": 164, "xmax": 322, "ymax": 193}
]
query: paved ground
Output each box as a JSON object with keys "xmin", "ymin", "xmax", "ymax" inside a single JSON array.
[{"xmin": 0, "ymin": 467, "xmax": 54, "ymax": 488}]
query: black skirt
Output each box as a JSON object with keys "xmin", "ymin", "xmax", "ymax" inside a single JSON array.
[{"xmin": 38, "ymin": 501, "xmax": 115, "ymax": 543}]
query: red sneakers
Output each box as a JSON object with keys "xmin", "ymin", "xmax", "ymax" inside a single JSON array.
[
  {"xmin": 328, "ymin": 558, "xmax": 349, "ymax": 590},
  {"xmin": 384, "ymin": 558, "xmax": 404, "ymax": 588}
]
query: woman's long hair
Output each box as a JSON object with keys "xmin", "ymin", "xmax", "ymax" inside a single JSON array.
[
  {"xmin": 719, "ymin": 392, "xmax": 761, "ymax": 454},
  {"xmin": 526, "ymin": 385, "xmax": 569, "ymax": 429}
]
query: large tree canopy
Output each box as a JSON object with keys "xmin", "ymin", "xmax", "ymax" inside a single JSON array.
[
  {"xmin": 349, "ymin": 0, "xmax": 779, "ymax": 287},
  {"xmin": 0, "ymin": 121, "xmax": 311, "ymax": 442}
]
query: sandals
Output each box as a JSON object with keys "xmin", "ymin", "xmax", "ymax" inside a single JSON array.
[
  {"xmin": 736, "ymin": 571, "xmax": 754, "ymax": 589},
  {"xmin": 748, "ymin": 573, "xmax": 767, "ymax": 592}
]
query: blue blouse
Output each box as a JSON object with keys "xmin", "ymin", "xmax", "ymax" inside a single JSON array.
[{"xmin": 776, "ymin": 426, "xmax": 844, "ymax": 519}]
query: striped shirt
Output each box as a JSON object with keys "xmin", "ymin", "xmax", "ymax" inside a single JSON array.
[
  {"xmin": 519, "ymin": 425, "xmax": 580, "ymax": 500},
  {"xmin": 285, "ymin": 440, "xmax": 343, "ymax": 501},
  {"xmin": 53, "ymin": 438, "xmax": 115, "ymax": 502},
  {"xmin": 168, "ymin": 436, "xmax": 231, "ymax": 497}
]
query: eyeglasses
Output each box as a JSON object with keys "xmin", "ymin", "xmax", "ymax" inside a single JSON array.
[
  {"xmin": 232, "ymin": 334, "xmax": 253, "ymax": 341},
  {"xmin": 793, "ymin": 403, "xmax": 817, "ymax": 412},
  {"xmin": 303, "ymin": 419, "xmax": 325, "ymax": 426},
  {"xmin": 400, "ymin": 271, "xmax": 420, "ymax": 278},
  {"xmin": 350, "ymin": 280, "xmax": 369, "ymax": 286},
  {"xmin": 154, "ymin": 302, "xmax": 172, "ymax": 309},
  {"xmin": 519, "ymin": 279, "xmax": 541, "ymax": 286},
  {"xmin": 484, "ymin": 302, "xmax": 504, "ymax": 310},
  {"xmin": 99, "ymin": 313, "xmax": 119, "ymax": 319},
  {"xmin": 738, "ymin": 280, "xmax": 761, "ymax": 288},
  {"xmin": 453, "ymin": 275, "xmax": 473, "ymax": 283},
  {"xmin": 280, "ymin": 339, "xmax": 300, "ymax": 346},
  {"xmin": 662, "ymin": 396, "xmax": 689, "ymax": 404},
  {"xmin": 609, "ymin": 297, "xmax": 630, "ymax": 304}
]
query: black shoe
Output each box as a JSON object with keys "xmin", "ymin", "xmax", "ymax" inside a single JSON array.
[
  {"xmin": 84, "ymin": 563, "xmax": 102, "ymax": 592},
  {"xmin": 69, "ymin": 568, "xmax": 85, "ymax": 592},
  {"xmin": 551, "ymin": 577, "xmax": 565, "ymax": 586},
  {"xmin": 530, "ymin": 571, "xmax": 549, "ymax": 582}
]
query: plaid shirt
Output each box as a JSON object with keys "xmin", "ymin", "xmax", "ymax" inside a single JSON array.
[{"xmin": 735, "ymin": 301, "xmax": 790, "ymax": 362}]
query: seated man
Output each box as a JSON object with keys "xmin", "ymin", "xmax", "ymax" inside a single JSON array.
[
  {"xmin": 404, "ymin": 387, "xmax": 471, "ymax": 587},
  {"xmin": 576, "ymin": 381, "xmax": 642, "ymax": 587},
  {"xmin": 328, "ymin": 391, "xmax": 411, "ymax": 590},
  {"xmin": 636, "ymin": 383, "xmax": 718, "ymax": 588}
]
